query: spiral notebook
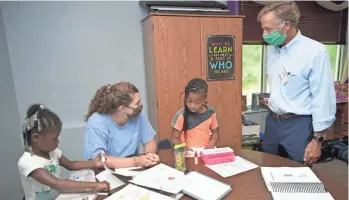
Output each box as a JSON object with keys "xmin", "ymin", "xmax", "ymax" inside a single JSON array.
[{"xmin": 261, "ymin": 167, "xmax": 334, "ymax": 200}]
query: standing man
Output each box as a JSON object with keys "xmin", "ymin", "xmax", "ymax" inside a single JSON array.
[{"xmin": 258, "ymin": 2, "xmax": 336, "ymax": 165}]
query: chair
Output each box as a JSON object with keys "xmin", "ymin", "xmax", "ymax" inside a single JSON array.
[{"xmin": 157, "ymin": 138, "xmax": 172, "ymax": 150}]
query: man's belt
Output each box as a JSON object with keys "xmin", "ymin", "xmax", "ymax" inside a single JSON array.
[{"xmin": 270, "ymin": 112, "xmax": 300, "ymax": 120}]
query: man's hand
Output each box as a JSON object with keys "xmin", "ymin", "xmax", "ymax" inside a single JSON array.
[{"xmin": 304, "ymin": 139, "xmax": 322, "ymax": 165}]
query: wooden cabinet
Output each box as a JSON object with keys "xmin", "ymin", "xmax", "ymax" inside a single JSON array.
[{"xmin": 142, "ymin": 13, "xmax": 243, "ymax": 149}]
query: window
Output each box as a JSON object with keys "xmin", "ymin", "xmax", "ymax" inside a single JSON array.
[
  {"xmin": 242, "ymin": 45, "xmax": 263, "ymax": 105},
  {"xmin": 325, "ymin": 44, "xmax": 343, "ymax": 81},
  {"xmin": 242, "ymin": 44, "xmax": 344, "ymax": 106}
]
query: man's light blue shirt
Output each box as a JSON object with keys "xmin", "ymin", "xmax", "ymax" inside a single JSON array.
[
  {"xmin": 84, "ymin": 112, "xmax": 156, "ymax": 160},
  {"xmin": 266, "ymin": 31, "xmax": 336, "ymax": 132}
]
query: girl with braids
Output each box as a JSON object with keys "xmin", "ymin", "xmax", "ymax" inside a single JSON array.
[
  {"xmin": 84, "ymin": 82, "xmax": 159, "ymax": 169},
  {"xmin": 17, "ymin": 104, "xmax": 109, "ymax": 200},
  {"xmin": 170, "ymin": 78, "xmax": 219, "ymax": 149}
]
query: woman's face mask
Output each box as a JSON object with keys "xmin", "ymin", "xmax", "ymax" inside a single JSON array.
[
  {"xmin": 263, "ymin": 22, "xmax": 287, "ymax": 46},
  {"xmin": 125, "ymin": 105, "xmax": 143, "ymax": 119}
]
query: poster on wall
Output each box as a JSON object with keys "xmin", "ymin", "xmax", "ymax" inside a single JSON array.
[{"xmin": 206, "ymin": 35, "xmax": 235, "ymax": 81}]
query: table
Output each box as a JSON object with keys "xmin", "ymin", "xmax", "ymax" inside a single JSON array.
[{"xmin": 97, "ymin": 150, "xmax": 348, "ymax": 200}]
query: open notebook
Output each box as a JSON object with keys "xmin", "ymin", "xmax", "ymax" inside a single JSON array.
[{"xmin": 260, "ymin": 167, "xmax": 334, "ymax": 200}]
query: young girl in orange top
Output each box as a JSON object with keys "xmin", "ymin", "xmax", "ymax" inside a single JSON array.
[{"xmin": 170, "ymin": 78, "xmax": 219, "ymax": 149}]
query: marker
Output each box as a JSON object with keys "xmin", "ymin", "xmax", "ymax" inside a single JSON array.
[
  {"xmin": 194, "ymin": 151, "xmax": 198, "ymax": 165},
  {"xmin": 101, "ymin": 152, "xmax": 106, "ymax": 163}
]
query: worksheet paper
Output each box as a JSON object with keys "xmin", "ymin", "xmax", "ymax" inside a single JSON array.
[
  {"xmin": 105, "ymin": 184, "xmax": 180, "ymax": 200},
  {"xmin": 261, "ymin": 167, "xmax": 333, "ymax": 200},
  {"xmin": 261, "ymin": 167, "xmax": 322, "ymax": 192},
  {"xmin": 69, "ymin": 170, "xmax": 96, "ymax": 182},
  {"xmin": 114, "ymin": 166, "xmax": 143, "ymax": 177},
  {"xmin": 55, "ymin": 193, "xmax": 97, "ymax": 200},
  {"xmin": 206, "ymin": 156, "xmax": 259, "ymax": 178},
  {"xmin": 129, "ymin": 163, "xmax": 186, "ymax": 194},
  {"xmin": 95, "ymin": 170, "xmax": 125, "ymax": 190}
]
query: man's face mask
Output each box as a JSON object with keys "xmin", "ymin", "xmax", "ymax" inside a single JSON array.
[
  {"xmin": 125, "ymin": 105, "xmax": 143, "ymax": 119},
  {"xmin": 263, "ymin": 21, "xmax": 287, "ymax": 46}
]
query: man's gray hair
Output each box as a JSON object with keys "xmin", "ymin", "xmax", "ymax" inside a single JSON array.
[{"xmin": 257, "ymin": 1, "xmax": 301, "ymax": 27}]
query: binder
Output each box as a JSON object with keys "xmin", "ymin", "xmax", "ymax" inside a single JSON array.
[
  {"xmin": 261, "ymin": 167, "xmax": 334, "ymax": 200},
  {"xmin": 269, "ymin": 182, "xmax": 326, "ymax": 193}
]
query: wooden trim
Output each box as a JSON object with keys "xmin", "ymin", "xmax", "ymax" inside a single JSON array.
[{"xmin": 142, "ymin": 13, "xmax": 244, "ymax": 22}]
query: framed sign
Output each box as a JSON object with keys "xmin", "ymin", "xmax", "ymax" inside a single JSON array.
[{"xmin": 206, "ymin": 35, "xmax": 235, "ymax": 81}]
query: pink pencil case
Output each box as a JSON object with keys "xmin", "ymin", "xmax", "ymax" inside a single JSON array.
[{"xmin": 200, "ymin": 151, "xmax": 236, "ymax": 165}]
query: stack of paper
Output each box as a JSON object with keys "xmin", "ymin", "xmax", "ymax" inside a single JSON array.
[
  {"xmin": 206, "ymin": 156, "xmax": 259, "ymax": 178},
  {"xmin": 129, "ymin": 163, "xmax": 187, "ymax": 195}
]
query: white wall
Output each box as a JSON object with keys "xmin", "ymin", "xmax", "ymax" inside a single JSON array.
[
  {"xmin": 0, "ymin": 5, "xmax": 22, "ymax": 200},
  {"xmin": 1, "ymin": 1, "xmax": 148, "ymax": 122},
  {"xmin": 0, "ymin": 1, "xmax": 148, "ymax": 198}
]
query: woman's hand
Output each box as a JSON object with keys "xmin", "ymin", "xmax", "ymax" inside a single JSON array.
[
  {"xmin": 135, "ymin": 155, "xmax": 157, "ymax": 167},
  {"xmin": 92, "ymin": 153, "xmax": 107, "ymax": 168},
  {"xmin": 146, "ymin": 152, "xmax": 160, "ymax": 162}
]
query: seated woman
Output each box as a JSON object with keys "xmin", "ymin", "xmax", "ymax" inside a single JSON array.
[{"xmin": 84, "ymin": 82, "xmax": 160, "ymax": 168}]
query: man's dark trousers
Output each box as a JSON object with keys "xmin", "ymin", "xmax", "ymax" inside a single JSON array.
[{"xmin": 262, "ymin": 112, "xmax": 313, "ymax": 163}]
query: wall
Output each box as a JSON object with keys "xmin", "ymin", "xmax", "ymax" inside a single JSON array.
[
  {"xmin": 0, "ymin": 1, "xmax": 148, "ymax": 198},
  {"xmin": 0, "ymin": 5, "xmax": 22, "ymax": 200}
]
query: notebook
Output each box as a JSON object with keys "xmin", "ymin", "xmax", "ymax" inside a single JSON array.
[
  {"xmin": 261, "ymin": 167, "xmax": 334, "ymax": 200},
  {"xmin": 183, "ymin": 171, "xmax": 233, "ymax": 200}
]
